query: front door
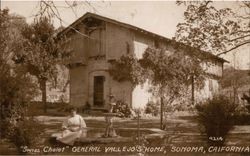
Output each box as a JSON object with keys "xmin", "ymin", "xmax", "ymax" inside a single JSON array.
[{"xmin": 93, "ymin": 76, "xmax": 105, "ymax": 107}]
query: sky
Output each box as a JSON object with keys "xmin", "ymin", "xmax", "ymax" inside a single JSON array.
[{"xmin": 1, "ymin": 0, "xmax": 250, "ymax": 70}]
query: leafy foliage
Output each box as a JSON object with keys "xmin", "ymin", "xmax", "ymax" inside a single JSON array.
[
  {"xmin": 7, "ymin": 118, "xmax": 43, "ymax": 154},
  {"xmin": 110, "ymin": 46, "xmax": 205, "ymax": 108},
  {"xmin": 109, "ymin": 55, "xmax": 146, "ymax": 87},
  {"xmin": 12, "ymin": 16, "xmax": 70, "ymax": 112},
  {"xmin": 141, "ymin": 47, "xmax": 205, "ymax": 101},
  {"xmin": 220, "ymin": 67, "xmax": 250, "ymax": 89},
  {"xmin": 145, "ymin": 101, "xmax": 160, "ymax": 116},
  {"xmin": 196, "ymin": 95, "xmax": 239, "ymax": 146},
  {"xmin": 175, "ymin": 1, "xmax": 250, "ymax": 55},
  {"xmin": 0, "ymin": 8, "xmax": 38, "ymax": 139},
  {"xmin": 233, "ymin": 113, "xmax": 250, "ymax": 125},
  {"xmin": 0, "ymin": 68, "xmax": 38, "ymax": 120},
  {"xmin": 14, "ymin": 17, "xmax": 70, "ymax": 81},
  {"xmin": 112, "ymin": 100, "xmax": 132, "ymax": 118}
]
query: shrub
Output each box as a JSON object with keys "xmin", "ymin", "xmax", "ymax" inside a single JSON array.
[
  {"xmin": 246, "ymin": 105, "xmax": 250, "ymax": 113},
  {"xmin": 0, "ymin": 120, "xmax": 12, "ymax": 138},
  {"xmin": 0, "ymin": 55, "xmax": 38, "ymax": 138},
  {"xmin": 7, "ymin": 118, "xmax": 43, "ymax": 154},
  {"xmin": 112, "ymin": 100, "xmax": 132, "ymax": 118},
  {"xmin": 82, "ymin": 102, "xmax": 91, "ymax": 114},
  {"xmin": 57, "ymin": 102, "xmax": 74, "ymax": 112},
  {"xmin": 232, "ymin": 113, "xmax": 250, "ymax": 125},
  {"xmin": 196, "ymin": 95, "xmax": 239, "ymax": 146},
  {"xmin": 145, "ymin": 101, "xmax": 160, "ymax": 116},
  {"xmin": 0, "ymin": 9, "xmax": 41, "ymax": 153}
]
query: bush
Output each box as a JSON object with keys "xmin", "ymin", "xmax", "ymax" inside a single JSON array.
[
  {"xmin": 7, "ymin": 118, "xmax": 43, "ymax": 153},
  {"xmin": 57, "ymin": 102, "xmax": 70, "ymax": 111},
  {"xmin": 82, "ymin": 102, "xmax": 91, "ymax": 114},
  {"xmin": 246, "ymin": 105, "xmax": 250, "ymax": 113},
  {"xmin": 145, "ymin": 101, "xmax": 160, "ymax": 116},
  {"xmin": 232, "ymin": 113, "xmax": 250, "ymax": 125},
  {"xmin": 196, "ymin": 95, "xmax": 239, "ymax": 146},
  {"xmin": 0, "ymin": 9, "xmax": 41, "ymax": 153},
  {"xmin": 0, "ymin": 120, "xmax": 12, "ymax": 138},
  {"xmin": 112, "ymin": 100, "xmax": 132, "ymax": 118},
  {"xmin": 0, "ymin": 55, "xmax": 38, "ymax": 137}
]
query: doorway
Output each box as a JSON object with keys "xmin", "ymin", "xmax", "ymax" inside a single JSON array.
[{"xmin": 93, "ymin": 76, "xmax": 105, "ymax": 107}]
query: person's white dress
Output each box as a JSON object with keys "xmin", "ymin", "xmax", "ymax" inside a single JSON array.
[{"xmin": 56, "ymin": 114, "xmax": 86, "ymax": 145}]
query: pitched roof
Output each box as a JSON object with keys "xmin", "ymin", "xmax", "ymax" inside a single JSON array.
[{"xmin": 58, "ymin": 12, "xmax": 228, "ymax": 63}]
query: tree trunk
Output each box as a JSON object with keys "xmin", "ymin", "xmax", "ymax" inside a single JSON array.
[
  {"xmin": 233, "ymin": 87, "xmax": 237, "ymax": 104},
  {"xmin": 191, "ymin": 75, "xmax": 195, "ymax": 105},
  {"xmin": 137, "ymin": 110, "xmax": 140, "ymax": 144},
  {"xmin": 40, "ymin": 79, "xmax": 47, "ymax": 113},
  {"xmin": 160, "ymin": 97, "xmax": 163, "ymax": 130}
]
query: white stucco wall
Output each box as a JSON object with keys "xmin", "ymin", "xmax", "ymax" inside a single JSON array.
[
  {"xmin": 132, "ymin": 81, "xmax": 152, "ymax": 109},
  {"xmin": 134, "ymin": 41, "xmax": 148, "ymax": 59},
  {"xmin": 196, "ymin": 78, "xmax": 219, "ymax": 103}
]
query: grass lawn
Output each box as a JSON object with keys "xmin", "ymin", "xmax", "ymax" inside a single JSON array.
[
  {"xmin": 1, "ymin": 110, "xmax": 250, "ymax": 155},
  {"xmin": 33, "ymin": 111, "xmax": 250, "ymax": 155}
]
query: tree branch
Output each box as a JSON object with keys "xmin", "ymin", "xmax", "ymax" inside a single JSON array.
[
  {"xmin": 231, "ymin": 30, "xmax": 250, "ymax": 35},
  {"xmin": 230, "ymin": 34, "xmax": 250, "ymax": 42},
  {"xmin": 217, "ymin": 41, "xmax": 250, "ymax": 56}
]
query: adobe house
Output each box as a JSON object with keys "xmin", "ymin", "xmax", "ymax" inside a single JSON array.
[{"xmin": 58, "ymin": 12, "xmax": 228, "ymax": 110}]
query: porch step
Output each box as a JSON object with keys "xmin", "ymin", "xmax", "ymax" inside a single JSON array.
[{"xmin": 87, "ymin": 108, "xmax": 108, "ymax": 116}]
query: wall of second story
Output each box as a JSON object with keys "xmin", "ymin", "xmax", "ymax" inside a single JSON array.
[
  {"xmin": 202, "ymin": 61, "xmax": 223, "ymax": 78},
  {"xmin": 133, "ymin": 32, "xmax": 154, "ymax": 59},
  {"xmin": 65, "ymin": 17, "xmax": 224, "ymax": 79},
  {"xmin": 105, "ymin": 22, "xmax": 134, "ymax": 60},
  {"xmin": 88, "ymin": 24, "xmax": 106, "ymax": 58},
  {"xmin": 66, "ymin": 24, "xmax": 88, "ymax": 65},
  {"xmin": 67, "ymin": 21, "xmax": 135, "ymax": 62},
  {"xmin": 133, "ymin": 31, "xmax": 178, "ymax": 59},
  {"xmin": 133, "ymin": 30, "xmax": 224, "ymax": 78}
]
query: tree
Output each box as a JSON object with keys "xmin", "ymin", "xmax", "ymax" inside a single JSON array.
[
  {"xmin": 175, "ymin": 1, "xmax": 250, "ymax": 56},
  {"xmin": 13, "ymin": 16, "xmax": 70, "ymax": 113},
  {"xmin": 0, "ymin": 8, "xmax": 38, "ymax": 136},
  {"xmin": 220, "ymin": 67, "xmax": 250, "ymax": 89},
  {"xmin": 220, "ymin": 66, "xmax": 250, "ymax": 104},
  {"xmin": 110, "ymin": 46, "xmax": 205, "ymax": 129},
  {"xmin": 36, "ymin": 1, "xmax": 97, "ymax": 17},
  {"xmin": 34, "ymin": 0, "xmax": 99, "ymax": 27},
  {"xmin": 140, "ymin": 47, "xmax": 205, "ymax": 129}
]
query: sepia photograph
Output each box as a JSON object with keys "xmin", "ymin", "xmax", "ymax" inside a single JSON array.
[{"xmin": 0, "ymin": 0, "xmax": 250, "ymax": 155}]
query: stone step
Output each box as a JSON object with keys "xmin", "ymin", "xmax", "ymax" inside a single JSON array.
[{"xmin": 88, "ymin": 109, "xmax": 108, "ymax": 116}]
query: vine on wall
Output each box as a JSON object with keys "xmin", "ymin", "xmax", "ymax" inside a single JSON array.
[{"xmin": 109, "ymin": 55, "xmax": 146, "ymax": 88}]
